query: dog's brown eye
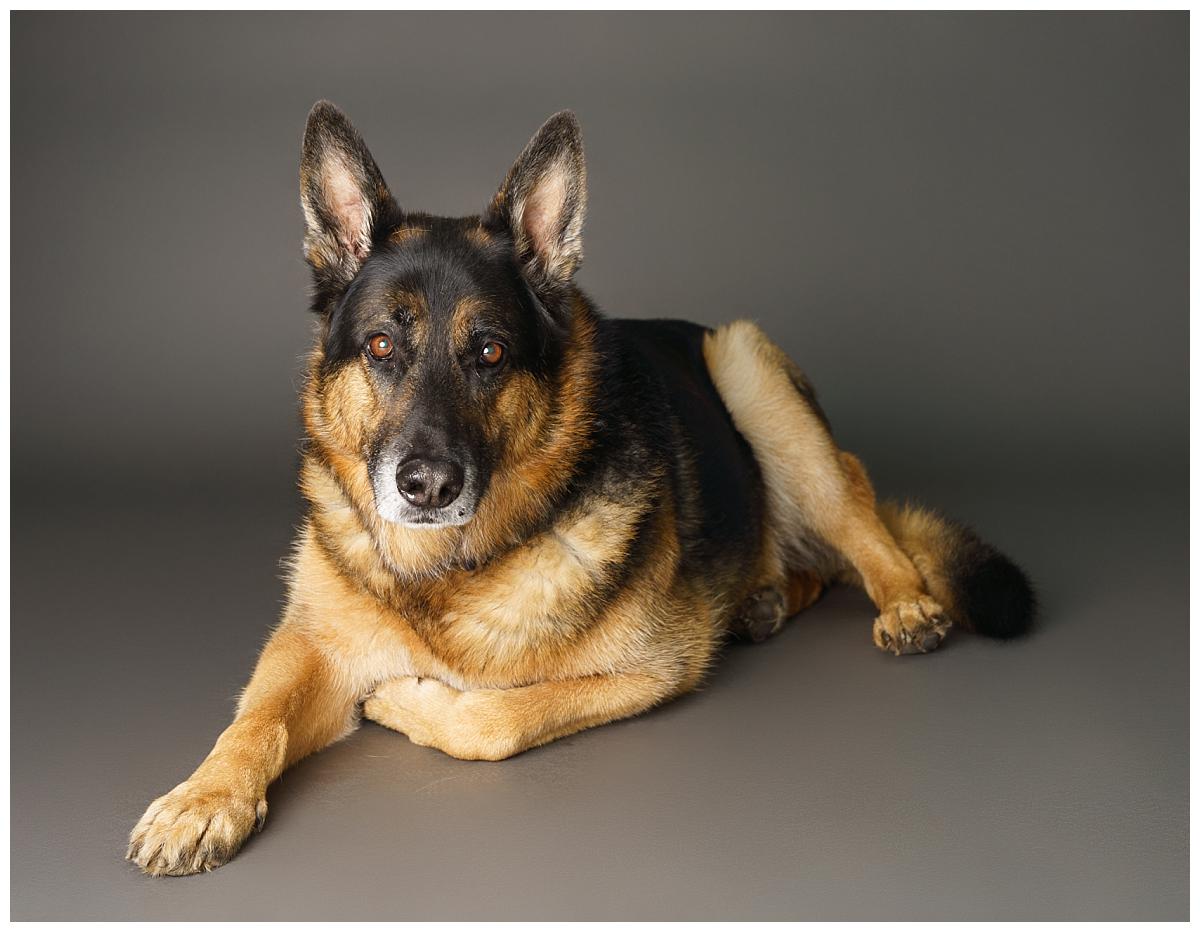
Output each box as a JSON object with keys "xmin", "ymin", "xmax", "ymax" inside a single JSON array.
[
  {"xmin": 367, "ymin": 333, "xmax": 394, "ymax": 360},
  {"xmin": 478, "ymin": 341, "xmax": 505, "ymax": 367}
]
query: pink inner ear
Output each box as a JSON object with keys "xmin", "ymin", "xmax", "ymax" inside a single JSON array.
[
  {"xmin": 324, "ymin": 156, "xmax": 371, "ymax": 260},
  {"xmin": 521, "ymin": 166, "xmax": 567, "ymax": 259}
]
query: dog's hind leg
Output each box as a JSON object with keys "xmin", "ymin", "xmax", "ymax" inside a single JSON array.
[
  {"xmin": 704, "ymin": 321, "xmax": 950, "ymax": 655},
  {"xmin": 707, "ymin": 320, "xmax": 1035, "ymax": 649},
  {"xmin": 729, "ymin": 568, "xmax": 826, "ymax": 643}
]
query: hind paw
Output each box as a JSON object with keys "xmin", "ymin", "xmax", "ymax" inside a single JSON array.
[
  {"xmin": 732, "ymin": 588, "xmax": 786, "ymax": 643},
  {"xmin": 873, "ymin": 596, "xmax": 951, "ymax": 656}
]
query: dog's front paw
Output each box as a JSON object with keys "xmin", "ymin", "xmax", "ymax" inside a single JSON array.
[
  {"xmin": 364, "ymin": 677, "xmax": 516, "ymax": 761},
  {"xmin": 364, "ymin": 676, "xmax": 462, "ymax": 749},
  {"xmin": 126, "ymin": 779, "xmax": 266, "ymax": 876},
  {"xmin": 873, "ymin": 596, "xmax": 951, "ymax": 656}
]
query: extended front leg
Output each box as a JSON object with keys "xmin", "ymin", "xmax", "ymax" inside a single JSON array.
[
  {"xmin": 363, "ymin": 672, "xmax": 674, "ymax": 761},
  {"xmin": 127, "ymin": 622, "xmax": 361, "ymax": 875}
]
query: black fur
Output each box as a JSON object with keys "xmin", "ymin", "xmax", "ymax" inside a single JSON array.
[
  {"xmin": 532, "ymin": 313, "xmax": 768, "ymax": 589},
  {"xmin": 613, "ymin": 318, "xmax": 765, "ymax": 573},
  {"xmin": 944, "ymin": 521, "xmax": 1037, "ymax": 639},
  {"xmin": 320, "ymin": 215, "xmax": 559, "ymax": 379}
]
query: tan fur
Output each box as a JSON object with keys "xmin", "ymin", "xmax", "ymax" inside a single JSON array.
[
  {"xmin": 464, "ymin": 224, "xmax": 492, "ymax": 246},
  {"xmin": 785, "ymin": 569, "xmax": 825, "ymax": 616},
  {"xmin": 875, "ymin": 500, "xmax": 968, "ymax": 622},
  {"xmin": 449, "ymin": 296, "xmax": 487, "ymax": 353},
  {"xmin": 128, "ymin": 314, "xmax": 948, "ymax": 877},
  {"xmin": 701, "ymin": 320, "xmax": 950, "ymax": 653},
  {"xmin": 388, "ymin": 225, "xmax": 428, "ymax": 245}
]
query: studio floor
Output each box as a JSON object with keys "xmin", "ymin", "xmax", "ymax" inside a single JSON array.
[{"xmin": 10, "ymin": 471, "xmax": 1187, "ymax": 920}]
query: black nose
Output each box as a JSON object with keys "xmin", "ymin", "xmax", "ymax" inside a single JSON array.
[{"xmin": 396, "ymin": 457, "xmax": 464, "ymax": 509}]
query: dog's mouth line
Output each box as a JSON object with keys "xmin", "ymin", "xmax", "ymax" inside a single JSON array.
[{"xmin": 376, "ymin": 505, "xmax": 475, "ymax": 529}]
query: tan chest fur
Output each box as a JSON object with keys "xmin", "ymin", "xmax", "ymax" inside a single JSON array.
[{"xmin": 290, "ymin": 455, "xmax": 706, "ymax": 695}]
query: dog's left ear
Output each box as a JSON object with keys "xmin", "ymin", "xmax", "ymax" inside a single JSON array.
[{"xmin": 484, "ymin": 111, "xmax": 587, "ymax": 293}]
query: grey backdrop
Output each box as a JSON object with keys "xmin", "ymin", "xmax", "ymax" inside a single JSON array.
[{"xmin": 11, "ymin": 12, "xmax": 1188, "ymax": 920}]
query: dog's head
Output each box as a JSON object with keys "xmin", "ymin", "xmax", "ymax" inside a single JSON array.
[{"xmin": 299, "ymin": 102, "xmax": 588, "ymax": 532}]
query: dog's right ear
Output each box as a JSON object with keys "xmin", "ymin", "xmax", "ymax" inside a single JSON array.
[{"xmin": 300, "ymin": 101, "xmax": 397, "ymax": 289}]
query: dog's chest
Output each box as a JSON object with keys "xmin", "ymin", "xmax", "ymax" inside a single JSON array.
[{"xmin": 408, "ymin": 504, "xmax": 638, "ymax": 684}]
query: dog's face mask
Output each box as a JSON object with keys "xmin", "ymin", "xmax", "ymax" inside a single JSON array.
[{"xmin": 299, "ymin": 102, "xmax": 587, "ymax": 529}]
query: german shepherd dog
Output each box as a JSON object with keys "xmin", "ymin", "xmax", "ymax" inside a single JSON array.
[{"xmin": 128, "ymin": 103, "xmax": 1035, "ymax": 876}]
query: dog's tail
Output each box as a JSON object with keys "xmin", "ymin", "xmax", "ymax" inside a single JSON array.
[{"xmin": 877, "ymin": 501, "xmax": 1036, "ymax": 639}]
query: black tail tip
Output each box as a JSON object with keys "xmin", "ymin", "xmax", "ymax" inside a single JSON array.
[{"xmin": 955, "ymin": 546, "xmax": 1037, "ymax": 639}]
